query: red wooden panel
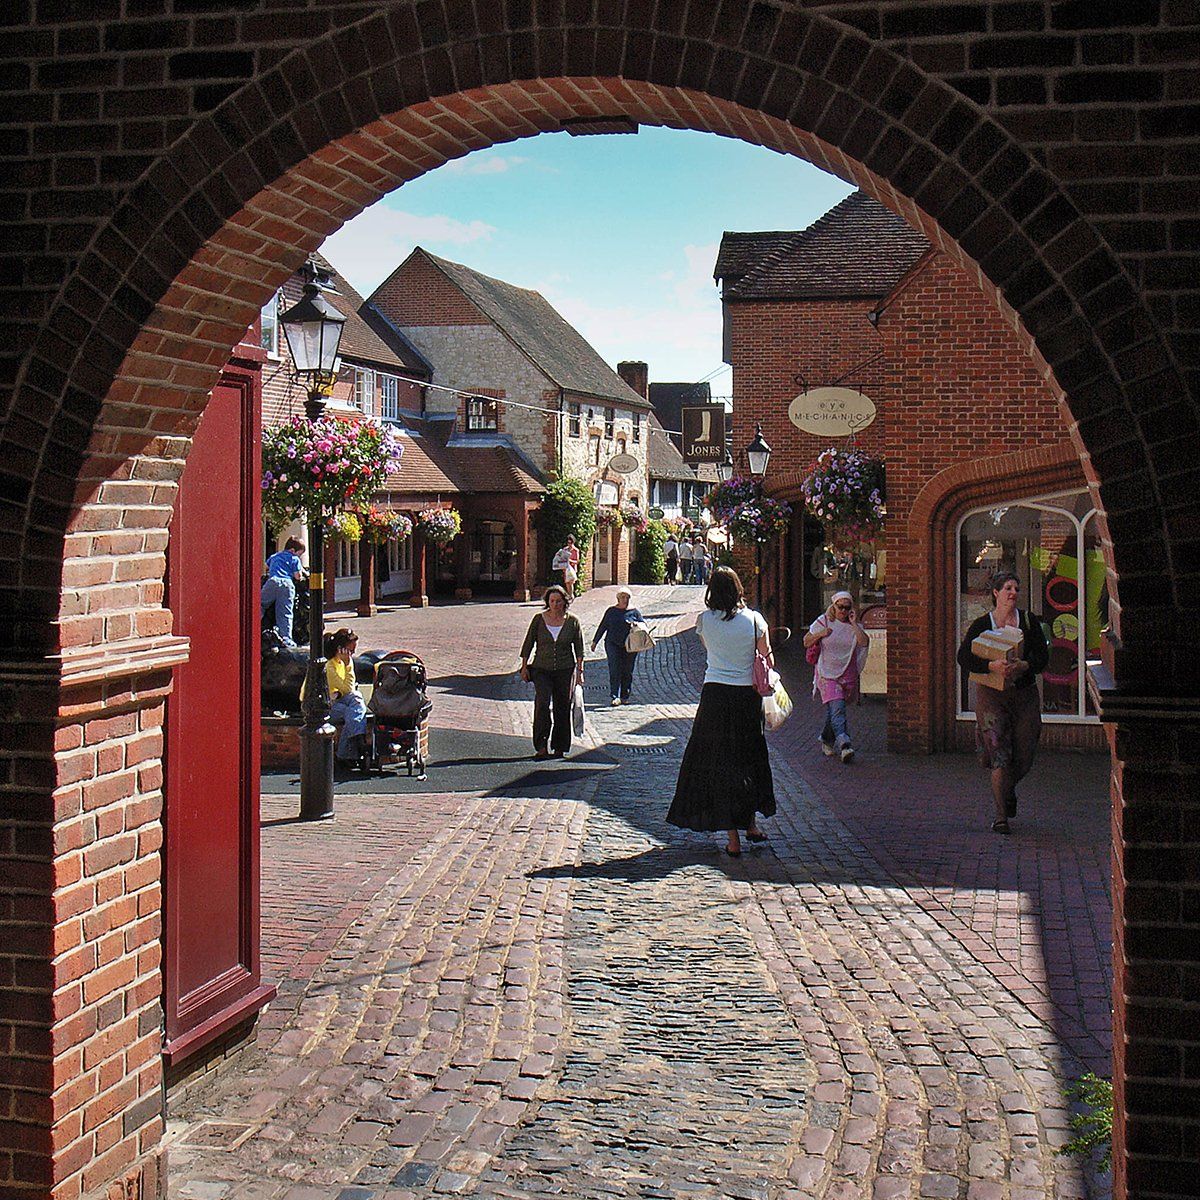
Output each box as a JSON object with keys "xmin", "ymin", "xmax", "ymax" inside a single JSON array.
[{"xmin": 164, "ymin": 366, "xmax": 273, "ymax": 1062}]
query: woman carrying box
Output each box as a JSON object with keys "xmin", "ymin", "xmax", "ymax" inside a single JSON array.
[{"xmin": 956, "ymin": 571, "xmax": 1049, "ymax": 834}]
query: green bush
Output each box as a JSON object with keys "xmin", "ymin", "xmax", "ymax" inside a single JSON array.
[
  {"xmin": 632, "ymin": 519, "xmax": 668, "ymax": 584},
  {"xmin": 537, "ymin": 474, "xmax": 597, "ymax": 591},
  {"xmin": 1059, "ymin": 1073, "xmax": 1112, "ymax": 1171}
]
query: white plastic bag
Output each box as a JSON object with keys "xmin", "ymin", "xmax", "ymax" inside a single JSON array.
[
  {"xmin": 762, "ymin": 680, "xmax": 793, "ymax": 732},
  {"xmin": 571, "ymin": 683, "xmax": 585, "ymax": 736}
]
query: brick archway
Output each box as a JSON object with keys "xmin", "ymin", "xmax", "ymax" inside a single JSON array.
[{"xmin": 3, "ymin": 7, "xmax": 1199, "ymax": 1199}]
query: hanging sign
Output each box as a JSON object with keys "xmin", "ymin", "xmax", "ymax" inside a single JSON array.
[
  {"xmin": 607, "ymin": 453, "xmax": 639, "ymax": 475},
  {"xmin": 681, "ymin": 405, "xmax": 727, "ymax": 463},
  {"xmin": 788, "ymin": 387, "xmax": 876, "ymax": 437}
]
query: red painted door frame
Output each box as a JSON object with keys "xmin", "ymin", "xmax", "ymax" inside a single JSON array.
[{"xmin": 163, "ymin": 352, "xmax": 274, "ymax": 1064}]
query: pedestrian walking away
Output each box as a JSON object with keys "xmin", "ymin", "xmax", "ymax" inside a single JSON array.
[
  {"xmin": 663, "ymin": 534, "xmax": 679, "ymax": 584},
  {"xmin": 519, "ymin": 585, "xmax": 585, "ymax": 759},
  {"xmin": 590, "ymin": 586, "xmax": 643, "ymax": 706},
  {"xmin": 956, "ymin": 570, "xmax": 1049, "ymax": 834},
  {"xmin": 805, "ymin": 590, "xmax": 870, "ymax": 764},
  {"xmin": 260, "ymin": 536, "xmax": 307, "ymax": 645},
  {"xmin": 551, "ymin": 535, "xmax": 581, "ymax": 600},
  {"xmin": 316, "ymin": 627, "xmax": 368, "ymax": 763},
  {"xmin": 677, "ymin": 535, "xmax": 694, "ymax": 583},
  {"xmin": 668, "ymin": 566, "xmax": 776, "ymax": 857}
]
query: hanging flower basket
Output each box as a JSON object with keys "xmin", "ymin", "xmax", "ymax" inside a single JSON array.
[
  {"xmin": 415, "ymin": 507, "xmax": 462, "ymax": 545},
  {"xmin": 261, "ymin": 415, "xmax": 402, "ymax": 527},
  {"xmin": 326, "ymin": 510, "xmax": 363, "ymax": 543},
  {"xmin": 800, "ymin": 447, "xmax": 885, "ymax": 549},
  {"xmin": 703, "ymin": 475, "xmax": 759, "ymax": 522},
  {"xmin": 727, "ymin": 496, "xmax": 793, "ymax": 545},
  {"xmin": 619, "ymin": 502, "xmax": 648, "ymax": 534},
  {"xmin": 359, "ymin": 505, "xmax": 413, "ymax": 544},
  {"xmin": 595, "ymin": 506, "xmax": 622, "ymax": 529}
]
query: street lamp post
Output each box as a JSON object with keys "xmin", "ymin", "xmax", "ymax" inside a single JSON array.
[
  {"xmin": 278, "ymin": 260, "xmax": 347, "ymax": 821},
  {"xmin": 745, "ymin": 423, "xmax": 772, "ymax": 608}
]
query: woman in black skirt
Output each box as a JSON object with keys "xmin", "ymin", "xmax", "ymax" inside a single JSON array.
[{"xmin": 668, "ymin": 566, "xmax": 776, "ymax": 856}]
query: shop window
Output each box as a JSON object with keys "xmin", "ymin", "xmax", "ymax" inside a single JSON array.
[
  {"xmin": 957, "ymin": 489, "xmax": 1103, "ymax": 723},
  {"xmin": 353, "ymin": 368, "xmax": 375, "ymax": 414},
  {"xmin": 467, "ymin": 397, "xmax": 498, "ymax": 431},
  {"xmin": 387, "ymin": 535, "xmax": 412, "ymax": 574},
  {"xmin": 568, "ymin": 402, "xmax": 581, "ymax": 437},
  {"xmin": 260, "ymin": 291, "xmax": 280, "ymax": 357},
  {"xmin": 336, "ymin": 538, "xmax": 361, "ymax": 580},
  {"xmin": 380, "ymin": 374, "xmax": 400, "ymax": 421}
]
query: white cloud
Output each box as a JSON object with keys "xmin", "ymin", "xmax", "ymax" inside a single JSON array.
[
  {"xmin": 441, "ymin": 154, "xmax": 530, "ymax": 176},
  {"xmin": 321, "ymin": 203, "xmax": 495, "ymax": 294}
]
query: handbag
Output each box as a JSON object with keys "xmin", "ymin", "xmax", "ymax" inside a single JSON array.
[
  {"xmin": 625, "ymin": 621, "xmax": 655, "ymax": 653},
  {"xmin": 571, "ymin": 683, "xmax": 585, "ymax": 736},
  {"xmin": 751, "ymin": 619, "xmax": 775, "ymax": 697},
  {"xmin": 805, "ymin": 616, "xmax": 826, "ymax": 666}
]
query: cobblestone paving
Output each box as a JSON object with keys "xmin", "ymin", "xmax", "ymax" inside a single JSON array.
[{"xmin": 169, "ymin": 587, "xmax": 1111, "ymax": 1200}]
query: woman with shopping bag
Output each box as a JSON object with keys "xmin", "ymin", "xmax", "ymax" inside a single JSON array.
[
  {"xmin": 519, "ymin": 584, "xmax": 585, "ymax": 760},
  {"xmin": 668, "ymin": 566, "xmax": 777, "ymax": 857}
]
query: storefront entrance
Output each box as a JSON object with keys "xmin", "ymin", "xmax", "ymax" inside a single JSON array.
[{"xmin": 472, "ymin": 520, "xmax": 518, "ymax": 595}]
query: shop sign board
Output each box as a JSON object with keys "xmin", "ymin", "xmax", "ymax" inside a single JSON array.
[
  {"xmin": 648, "ymin": 506, "xmax": 665, "ymax": 519},
  {"xmin": 608, "ymin": 452, "xmax": 639, "ymax": 474},
  {"xmin": 788, "ymin": 387, "xmax": 876, "ymax": 437},
  {"xmin": 681, "ymin": 405, "xmax": 727, "ymax": 463}
]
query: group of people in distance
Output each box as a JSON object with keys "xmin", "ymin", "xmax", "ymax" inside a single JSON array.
[
  {"xmin": 519, "ymin": 563, "xmax": 1049, "ymax": 846},
  {"xmin": 662, "ymin": 531, "xmax": 713, "ymax": 585}
]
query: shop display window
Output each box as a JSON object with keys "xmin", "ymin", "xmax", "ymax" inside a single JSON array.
[{"xmin": 957, "ymin": 489, "xmax": 1104, "ymax": 723}]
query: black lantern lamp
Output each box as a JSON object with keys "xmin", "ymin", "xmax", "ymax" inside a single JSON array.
[
  {"xmin": 746, "ymin": 422, "xmax": 772, "ymax": 479},
  {"xmin": 278, "ymin": 258, "xmax": 347, "ymax": 821},
  {"xmin": 716, "ymin": 450, "xmax": 734, "ymax": 483}
]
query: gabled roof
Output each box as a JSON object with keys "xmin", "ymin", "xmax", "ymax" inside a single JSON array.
[
  {"xmin": 380, "ymin": 418, "xmax": 545, "ymax": 497},
  {"xmin": 715, "ymin": 192, "xmax": 930, "ymax": 302},
  {"xmin": 310, "ymin": 253, "xmax": 432, "ymax": 378},
  {"xmin": 385, "ymin": 249, "xmax": 651, "ymax": 410}
]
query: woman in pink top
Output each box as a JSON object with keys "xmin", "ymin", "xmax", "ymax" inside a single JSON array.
[{"xmin": 803, "ymin": 590, "xmax": 870, "ymax": 763}]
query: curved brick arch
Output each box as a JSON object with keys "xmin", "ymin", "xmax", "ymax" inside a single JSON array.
[
  {"xmin": 8, "ymin": 8, "xmax": 1185, "ymax": 665},
  {"xmin": 4, "ymin": 8, "xmax": 1200, "ymax": 1200}
]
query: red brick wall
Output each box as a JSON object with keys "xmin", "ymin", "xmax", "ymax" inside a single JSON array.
[
  {"xmin": 371, "ymin": 253, "xmax": 486, "ymax": 327},
  {"xmin": 729, "ymin": 253, "xmax": 1082, "ymax": 752}
]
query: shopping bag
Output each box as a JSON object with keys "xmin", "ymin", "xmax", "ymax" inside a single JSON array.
[
  {"xmin": 625, "ymin": 622, "xmax": 655, "ymax": 653},
  {"xmin": 571, "ymin": 683, "xmax": 585, "ymax": 736},
  {"xmin": 762, "ymin": 680, "xmax": 793, "ymax": 732}
]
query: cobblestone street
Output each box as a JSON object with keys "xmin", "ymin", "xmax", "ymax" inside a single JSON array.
[{"xmin": 169, "ymin": 586, "xmax": 1111, "ymax": 1200}]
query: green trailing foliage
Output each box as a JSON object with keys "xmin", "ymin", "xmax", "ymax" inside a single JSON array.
[
  {"xmin": 1059, "ymin": 1073, "xmax": 1113, "ymax": 1171},
  {"xmin": 632, "ymin": 519, "xmax": 668, "ymax": 584},
  {"xmin": 537, "ymin": 474, "xmax": 597, "ymax": 591}
]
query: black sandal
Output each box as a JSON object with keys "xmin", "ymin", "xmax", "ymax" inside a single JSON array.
[
  {"xmin": 992, "ymin": 818, "xmax": 1011, "ymax": 835},
  {"xmin": 746, "ymin": 829, "xmax": 768, "ymax": 843}
]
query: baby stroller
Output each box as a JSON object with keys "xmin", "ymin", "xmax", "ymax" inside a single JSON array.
[{"xmin": 367, "ymin": 650, "xmax": 432, "ymax": 780}]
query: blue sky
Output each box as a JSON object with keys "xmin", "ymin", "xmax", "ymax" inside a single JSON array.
[{"xmin": 322, "ymin": 127, "xmax": 853, "ymax": 392}]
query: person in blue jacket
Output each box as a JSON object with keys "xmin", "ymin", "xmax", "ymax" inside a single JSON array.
[
  {"xmin": 591, "ymin": 587, "xmax": 644, "ymax": 706},
  {"xmin": 261, "ymin": 537, "xmax": 306, "ymax": 645}
]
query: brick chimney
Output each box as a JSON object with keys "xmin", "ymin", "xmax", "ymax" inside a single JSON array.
[{"xmin": 617, "ymin": 360, "xmax": 649, "ymax": 398}]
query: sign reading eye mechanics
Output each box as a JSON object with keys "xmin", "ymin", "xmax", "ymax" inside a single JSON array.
[{"xmin": 788, "ymin": 387, "xmax": 877, "ymax": 437}]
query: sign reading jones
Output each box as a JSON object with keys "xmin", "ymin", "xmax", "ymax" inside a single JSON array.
[
  {"xmin": 788, "ymin": 387, "xmax": 877, "ymax": 437},
  {"xmin": 681, "ymin": 404, "xmax": 727, "ymax": 462}
]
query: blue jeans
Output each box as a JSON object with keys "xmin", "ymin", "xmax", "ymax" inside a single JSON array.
[
  {"xmin": 606, "ymin": 643, "xmax": 635, "ymax": 701},
  {"xmin": 331, "ymin": 692, "xmax": 368, "ymax": 759},
  {"xmin": 821, "ymin": 699, "xmax": 851, "ymax": 748},
  {"xmin": 260, "ymin": 576, "xmax": 296, "ymax": 645}
]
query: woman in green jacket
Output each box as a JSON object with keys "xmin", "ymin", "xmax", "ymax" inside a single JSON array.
[{"xmin": 520, "ymin": 585, "xmax": 586, "ymax": 759}]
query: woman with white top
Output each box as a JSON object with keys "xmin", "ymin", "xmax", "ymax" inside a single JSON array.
[{"xmin": 668, "ymin": 566, "xmax": 776, "ymax": 857}]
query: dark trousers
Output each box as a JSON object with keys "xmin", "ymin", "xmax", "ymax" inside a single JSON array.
[
  {"xmin": 605, "ymin": 643, "xmax": 635, "ymax": 700},
  {"xmin": 532, "ymin": 667, "xmax": 575, "ymax": 753}
]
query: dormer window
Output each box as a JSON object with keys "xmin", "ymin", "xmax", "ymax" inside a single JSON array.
[{"xmin": 467, "ymin": 397, "xmax": 498, "ymax": 431}]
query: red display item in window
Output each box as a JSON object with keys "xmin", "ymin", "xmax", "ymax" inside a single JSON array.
[
  {"xmin": 1042, "ymin": 637, "xmax": 1080, "ymax": 686},
  {"xmin": 1045, "ymin": 574, "xmax": 1079, "ymax": 612}
]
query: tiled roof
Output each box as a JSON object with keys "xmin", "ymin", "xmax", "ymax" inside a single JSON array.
[
  {"xmin": 411, "ymin": 250, "xmax": 652, "ymax": 410},
  {"xmin": 444, "ymin": 443, "xmax": 544, "ymax": 494},
  {"xmin": 381, "ymin": 428, "xmax": 459, "ymax": 496},
  {"xmin": 310, "ymin": 253, "xmax": 431, "ymax": 377},
  {"xmin": 716, "ymin": 192, "xmax": 930, "ymax": 301},
  {"xmin": 380, "ymin": 422, "xmax": 545, "ymax": 498},
  {"xmin": 647, "ymin": 415, "xmax": 699, "ymax": 483}
]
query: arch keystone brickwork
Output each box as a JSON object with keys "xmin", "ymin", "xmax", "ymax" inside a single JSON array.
[{"xmin": 3, "ymin": 6, "xmax": 1200, "ymax": 1198}]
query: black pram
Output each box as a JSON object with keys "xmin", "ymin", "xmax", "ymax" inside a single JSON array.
[{"xmin": 367, "ymin": 650, "xmax": 431, "ymax": 779}]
